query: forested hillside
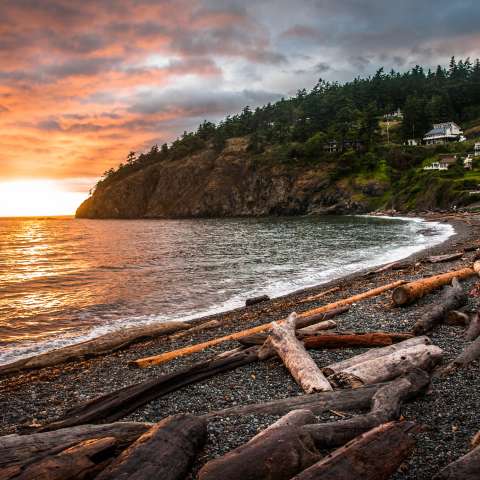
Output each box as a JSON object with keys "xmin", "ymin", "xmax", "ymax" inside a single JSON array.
[{"xmin": 77, "ymin": 58, "xmax": 480, "ymax": 218}]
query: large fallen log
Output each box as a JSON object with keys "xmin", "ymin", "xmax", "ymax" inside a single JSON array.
[
  {"xmin": 132, "ymin": 281, "xmax": 406, "ymax": 367},
  {"xmin": 0, "ymin": 422, "xmax": 150, "ymax": 470},
  {"xmin": 42, "ymin": 346, "xmax": 261, "ymax": 431},
  {"xmin": 328, "ymin": 344, "xmax": 443, "ymax": 388},
  {"xmin": 95, "ymin": 414, "xmax": 206, "ymax": 480},
  {"xmin": 204, "ymin": 383, "xmax": 381, "ymax": 419},
  {"xmin": 303, "ymin": 332, "xmax": 413, "ymax": 350},
  {"xmin": 323, "ymin": 336, "xmax": 432, "ymax": 376},
  {"xmin": 433, "ymin": 443, "xmax": 480, "ymax": 479},
  {"xmin": 392, "ymin": 267, "xmax": 476, "ymax": 306},
  {"xmin": 10, "ymin": 437, "xmax": 118, "ymax": 480},
  {"xmin": 413, "ymin": 278, "xmax": 467, "ymax": 335},
  {"xmin": 304, "ymin": 368, "xmax": 429, "ymax": 448},
  {"xmin": 198, "ymin": 372, "xmax": 427, "ymax": 480},
  {"xmin": 427, "ymin": 252, "xmax": 464, "ymax": 263},
  {"xmin": 267, "ymin": 313, "xmax": 333, "ymax": 393},
  {"xmin": 0, "ymin": 321, "xmax": 188, "ymax": 376},
  {"xmin": 291, "ymin": 421, "xmax": 416, "ymax": 480},
  {"xmin": 465, "ymin": 309, "xmax": 480, "ymax": 341}
]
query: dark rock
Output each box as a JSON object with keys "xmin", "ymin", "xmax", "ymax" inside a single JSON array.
[{"xmin": 245, "ymin": 295, "xmax": 270, "ymax": 307}]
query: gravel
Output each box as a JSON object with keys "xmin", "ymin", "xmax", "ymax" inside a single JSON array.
[{"xmin": 1, "ymin": 214, "xmax": 479, "ymax": 479}]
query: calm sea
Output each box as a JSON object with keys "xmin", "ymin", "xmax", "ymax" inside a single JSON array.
[{"xmin": 0, "ymin": 215, "xmax": 453, "ymax": 365}]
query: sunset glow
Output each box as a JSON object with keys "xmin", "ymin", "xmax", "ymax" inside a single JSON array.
[{"xmin": 0, "ymin": 180, "xmax": 87, "ymax": 217}]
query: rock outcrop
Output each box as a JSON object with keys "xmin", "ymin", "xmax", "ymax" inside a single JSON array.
[{"xmin": 76, "ymin": 138, "xmax": 383, "ymax": 219}]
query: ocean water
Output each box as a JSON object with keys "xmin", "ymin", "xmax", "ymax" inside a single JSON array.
[{"xmin": 0, "ymin": 215, "xmax": 453, "ymax": 365}]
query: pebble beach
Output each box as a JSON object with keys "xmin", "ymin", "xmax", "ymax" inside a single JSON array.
[{"xmin": 1, "ymin": 212, "xmax": 479, "ymax": 480}]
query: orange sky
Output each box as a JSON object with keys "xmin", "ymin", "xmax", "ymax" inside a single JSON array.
[{"xmin": 1, "ymin": 0, "xmax": 479, "ymax": 215}]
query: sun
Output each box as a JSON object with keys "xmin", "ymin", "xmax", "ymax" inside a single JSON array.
[{"xmin": 0, "ymin": 179, "xmax": 88, "ymax": 217}]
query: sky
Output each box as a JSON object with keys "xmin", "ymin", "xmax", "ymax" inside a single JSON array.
[{"xmin": 1, "ymin": 0, "xmax": 480, "ymax": 215}]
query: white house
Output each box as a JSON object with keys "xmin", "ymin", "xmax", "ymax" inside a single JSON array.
[
  {"xmin": 384, "ymin": 108, "xmax": 403, "ymax": 120},
  {"xmin": 423, "ymin": 122, "xmax": 466, "ymax": 144},
  {"xmin": 464, "ymin": 154, "xmax": 473, "ymax": 170},
  {"xmin": 406, "ymin": 139, "xmax": 419, "ymax": 146},
  {"xmin": 423, "ymin": 154, "xmax": 458, "ymax": 171},
  {"xmin": 475, "ymin": 142, "xmax": 480, "ymax": 157}
]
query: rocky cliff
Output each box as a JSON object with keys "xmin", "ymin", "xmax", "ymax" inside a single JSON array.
[{"xmin": 76, "ymin": 138, "xmax": 388, "ymax": 219}]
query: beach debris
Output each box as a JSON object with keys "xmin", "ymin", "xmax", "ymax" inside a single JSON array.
[
  {"xmin": 95, "ymin": 414, "xmax": 206, "ymax": 480},
  {"xmin": 199, "ymin": 371, "xmax": 428, "ymax": 480},
  {"xmin": 322, "ymin": 336, "xmax": 432, "ymax": 376},
  {"xmin": 363, "ymin": 261, "xmax": 411, "ymax": 277},
  {"xmin": 392, "ymin": 267, "xmax": 476, "ymax": 306},
  {"xmin": 0, "ymin": 422, "xmax": 150, "ymax": 472},
  {"xmin": 328, "ymin": 344, "xmax": 443, "ymax": 389},
  {"xmin": 433, "ymin": 441, "xmax": 480, "ymax": 479},
  {"xmin": 263, "ymin": 313, "xmax": 333, "ymax": 393},
  {"xmin": 413, "ymin": 278, "xmax": 467, "ymax": 335},
  {"xmin": 446, "ymin": 310, "xmax": 470, "ymax": 326},
  {"xmin": 298, "ymin": 287, "xmax": 340, "ymax": 303},
  {"xmin": 42, "ymin": 346, "xmax": 262, "ymax": 431},
  {"xmin": 427, "ymin": 252, "xmax": 464, "ymax": 263},
  {"xmin": 469, "ymin": 282, "xmax": 480, "ymax": 297},
  {"xmin": 291, "ymin": 421, "xmax": 416, "ymax": 480},
  {"xmin": 245, "ymin": 294, "xmax": 270, "ymax": 307},
  {"xmin": 303, "ymin": 332, "xmax": 413, "ymax": 350},
  {"xmin": 10, "ymin": 437, "xmax": 118, "ymax": 480},
  {"xmin": 132, "ymin": 280, "xmax": 406, "ymax": 368},
  {"xmin": 464, "ymin": 308, "xmax": 480, "ymax": 341},
  {"xmin": 167, "ymin": 320, "xmax": 220, "ymax": 341},
  {"xmin": 0, "ymin": 321, "xmax": 189, "ymax": 377},
  {"xmin": 443, "ymin": 335, "xmax": 480, "ymax": 373}
]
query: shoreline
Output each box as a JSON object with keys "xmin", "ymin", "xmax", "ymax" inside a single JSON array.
[
  {"xmin": 1, "ymin": 211, "xmax": 479, "ymax": 479},
  {"xmin": 0, "ymin": 213, "xmax": 458, "ymax": 367}
]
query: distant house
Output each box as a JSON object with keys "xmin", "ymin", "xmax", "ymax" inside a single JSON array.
[
  {"xmin": 383, "ymin": 108, "xmax": 403, "ymax": 121},
  {"xmin": 423, "ymin": 154, "xmax": 458, "ymax": 171},
  {"xmin": 475, "ymin": 142, "xmax": 480, "ymax": 157},
  {"xmin": 464, "ymin": 154, "xmax": 473, "ymax": 170},
  {"xmin": 323, "ymin": 139, "xmax": 364, "ymax": 153},
  {"xmin": 406, "ymin": 139, "xmax": 419, "ymax": 146},
  {"xmin": 423, "ymin": 122, "xmax": 466, "ymax": 144}
]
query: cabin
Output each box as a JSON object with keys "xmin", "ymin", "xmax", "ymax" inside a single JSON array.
[
  {"xmin": 475, "ymin": 142, "xmax": 480, "ymax": 157},
  {"xmin": 423, "ymin": 122, "xmax": 466, "ymax": 144},
  {"xmin": 423, "ymin": 154, "xmax": 458, "ymax": 171},
  {"xmin": 383, "ymin": 108, "xmax": 403, "ymax": 120},
  {"xmin": 406, "ymin": 139, "xmax": 419, "ymax": 146}
]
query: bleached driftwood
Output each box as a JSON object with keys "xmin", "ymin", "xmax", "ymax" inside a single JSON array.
[
  {"xmin": 328, "ymin": 344, "xmax": 443, "ymax": 388},
  {"xmin": 323, "ymin": 336, "xmax": 432, "ymax": 376},
  {"xmin": 268, "ymin": 313, "xmax": 333, "ymax": 393}
]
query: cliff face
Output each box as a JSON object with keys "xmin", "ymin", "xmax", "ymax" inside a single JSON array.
[{"xmin": 76, "ymin": 138, "xmax": 386, "ymax": 219}]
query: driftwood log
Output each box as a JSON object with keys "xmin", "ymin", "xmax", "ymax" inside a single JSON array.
[
  {"xmin": 323, "ymin": 336, "xmax": 432, "ymax": 376},
  {"xmin": 95, "ymin": 414, "xmax": 206, "ymax": 480},
  {"xmin": 446, "ymin": 310, "xmax": 470, "ymax": 326},
  {"xmin": 328, "ymin": 344, "xmax": 443, "ymax": 388},
  {"xmin": 0, "ymin": 422, "xmax": 150, "ymax": 471},
  {"xmin": 132, "ymin": 280, "xmax": 405, "ymax": 367},
  {"xmin": 427, "ymin": 252, "xmax": 464, "ymax": 263},
  {"xmin": 42, "ymin": 346, "xmax": 261, "ymax": 431},
  {"xmin": 291, "ymin": 421, "xmax": 416, "ymax": 480},
  {"xmin": 413, "ymin": 278, "xmax": 467, "ymax": 335},
  {"xmin": 199, "ymin": 371, "xmax": 427, "ymax": 480},
  {"xmin": 0, "ymin": 321, "xmax": 188, "ymax": 376},
  {"xmin": 392, "ymin": 267, "xmax": 476, "ymax": 306},
  {"xmin": 444, "ymin": 335, "xmax": 480, "ymax": 372},
  {"xmin": 267, "ymin": 313, "xmax": 333, "ymax": 393},
  {"xmin": 303, "ymin": 332, "xmax": 413, "ymax": 350},
  {"xmin": 8, "ymin": 437, "xmax": 118, "ymax": 480},
  {"xmin": 465, "ymin": 309, "xmax": 480, "ymax": 340},
  {"xmin": 433, "ymin": 443, "xmax": 480, "ymax": 479}
]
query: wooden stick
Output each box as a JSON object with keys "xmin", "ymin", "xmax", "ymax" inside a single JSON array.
[
  {"xmin": 132, "ymin": 280, "xmax": 406, "ymax": 368},
  {"xmin": 427, "ymin": 252, "xmax": 464, "ymax": 263},
  {"xmin": 392, "ymin": 267, "xmax": 476, "ymax": 306},
  {"xmin": 267, "ymin": 313, "xmax": 333, "ymax": 393},
  {"xmin": 465, "ymin": 309, "xmax": 480, "ymax": 341}
]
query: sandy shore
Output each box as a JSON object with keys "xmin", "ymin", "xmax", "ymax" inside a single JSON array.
[{"xmin": 1, "ymin": 212, "xmax": 479, "ymax": 479}]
